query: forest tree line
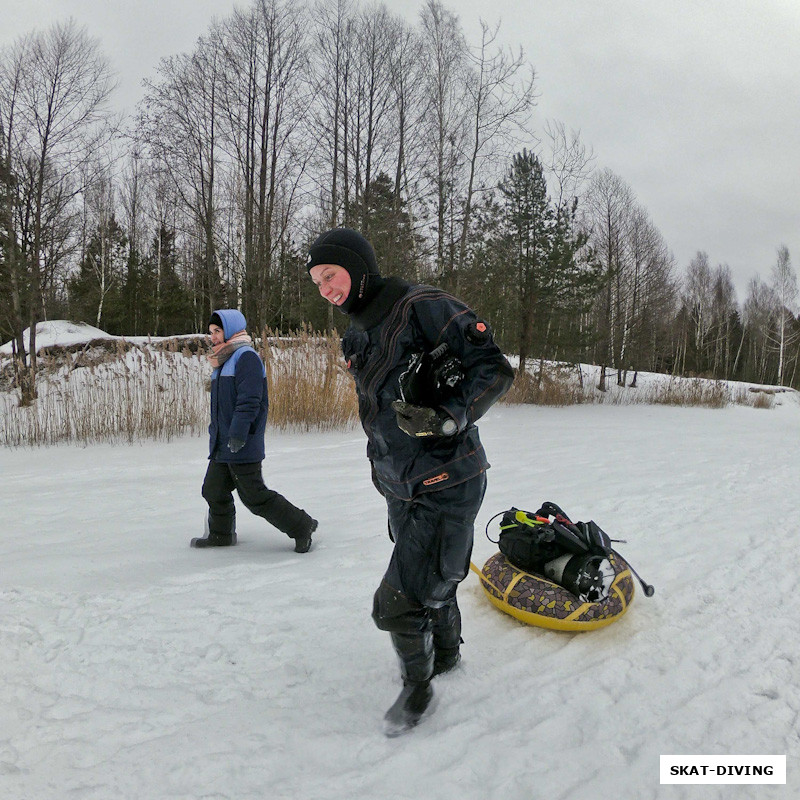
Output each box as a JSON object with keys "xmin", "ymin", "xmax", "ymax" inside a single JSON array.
[{"xmin": 1, "ymin": 0, "xmax": 798, "ymax": 406}]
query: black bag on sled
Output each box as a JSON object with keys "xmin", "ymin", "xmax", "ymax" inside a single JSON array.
[{"xmin": 490, "ymin": 500, "xmax": 654, "ymax": 603}]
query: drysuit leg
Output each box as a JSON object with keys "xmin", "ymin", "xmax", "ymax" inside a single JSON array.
[
  {"xmin": 372, "ymin": 580, "xmax": 434, "ymax": 683},
  {"xmin": 430, "ymin": 597, "xmax": 462, "ymax": 673}
]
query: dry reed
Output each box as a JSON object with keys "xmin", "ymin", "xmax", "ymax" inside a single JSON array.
[
  {"xmin": 501, "ymin": 363, "xmax": 783, "ymax": 410},
  {"xmin": 259, "ymin": 327, "xmax": 359, "ymax": 431},
  {"xmin": 0, "ymin": 330, "xmax": 358, "ymax": 447},
  {"xmin": 0, "ymin": 340, "xmax": 208, "ymax": 447},
  {"xmin": 502, "ymin": 364, "xmax": 586, "ymax": 406},
  {"xmin": 0, "ymin": 336, "xmax": 781, "ymax": 448}
]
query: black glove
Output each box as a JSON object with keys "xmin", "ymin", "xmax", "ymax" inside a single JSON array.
[
  {"xmin": 228, "ymin": 436, "xmax": 246, "ymax": 453},
  {"xmin": 391, "ymin": 400, "xmax": 458, "ymax": 438}
]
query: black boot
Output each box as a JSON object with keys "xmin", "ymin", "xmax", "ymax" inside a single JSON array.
[
  {"xmin": 383, "ymin": 680, "xmax": 434, "ymax": 738},
  {"xmin": 190, "ymin": 532, "xmax": 237, "ymax": 548},
  {"xmin": 292, "ymin": 518, "xmax": 318, "ymax": 553},
  {"xmin": 383, "ymin": 631, "xmax": 435, "ymax": 737},
  {"xmin": 432, "ymin": 646, "xmax": 461, "ymax": 677},
  {"xmin": 191, "ymin": 517, "xmax": 236, "ymax": 548},
  {"xmin": 431, "ymin": 598, "xmax": 462, "ymax": 676}
]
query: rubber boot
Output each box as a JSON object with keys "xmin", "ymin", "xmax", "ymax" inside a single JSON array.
[
  {"xmin": 292, "ymin": 518, "xmax": 318, "ymax": 553},
  {"xmin": 432, "ymin": 645, "xmax": 461, "ymax": 677},
  {"xmin": 383, "ymin": 631, "xmax": 435, "ymax": 737},
  {"xmin": 191, "ymin": 517, "xmax": 237, "ymax": 548},
  {"xmin": 431, "ymin": 598, "xmax": 462, "ymax": 676},
  {"xmin": 191, "ymin": 532, "xmax": 236, "ymax": 548}
]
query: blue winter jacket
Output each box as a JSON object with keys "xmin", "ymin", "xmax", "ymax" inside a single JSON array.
[{"xmin": 208, "ymin": 309, "xmax": 268, "ymax": 463}]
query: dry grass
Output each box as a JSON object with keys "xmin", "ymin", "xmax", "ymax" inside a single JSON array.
[
  {"xmin": 610, "ymin": 377, "xmax": 780, "ymax": 409},
  {"xmin": 502, "ymin": 364, "xmax": 586, "ymax": 406},
  {"xmin": 501, "ymin": 363, "xmax": 782, "ymax": 410},
  {"xmin": 0, "ymin": 335, "xmax": 782, "ymax": 447},
  {"xmin": 638, "ymin": 377, "xmax": 729, "ymax": 408},
  {"xmin": 746, "ymin": 389, "xmax": 777, "ymax": 410},
  {"xmin": 0, "ymin": 330, "xmax": 358, "ymax": 447},
  {"xmin": 260, "ymin": 327, "xmax": 358, "ymax": 431}
]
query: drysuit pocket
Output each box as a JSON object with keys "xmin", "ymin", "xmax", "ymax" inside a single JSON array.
[{"xmin": 424, "ymin": 513, "xmax": 473, "ymax": 605}]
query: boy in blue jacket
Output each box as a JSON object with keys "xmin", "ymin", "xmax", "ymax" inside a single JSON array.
[{"xmin": 191, "ymin": 309, "xmax": 318, "ymax": 553}]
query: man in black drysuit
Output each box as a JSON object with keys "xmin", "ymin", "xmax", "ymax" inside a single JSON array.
[{"xmin": 307, "ymin": 228, "xmax": 513, "ymax": 736}]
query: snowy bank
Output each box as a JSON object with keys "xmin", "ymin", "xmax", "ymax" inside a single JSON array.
[{"xmin": 1, "ymin": 399, "xmax": 798, "ymax": 799}]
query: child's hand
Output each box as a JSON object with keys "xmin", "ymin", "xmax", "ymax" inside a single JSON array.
[{"xmin": 228, "ymin": 436, "xmax": 245, "ymax": 453}]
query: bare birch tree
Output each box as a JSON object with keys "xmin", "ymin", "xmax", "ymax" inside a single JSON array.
[
  {"xmin": 387, "ymin": 19, "xmax": 425, "ymax": 227},
  {"xmin": 80, "ymin": 162, "xmax": 126, "ymax": 327},
  {"xmin": 455, "ymin": 20, "xmax": 536, "ymax": 282},
  {"xmin": 742, "ymin": 276, "xmax": 777, "ymax": 383},
  {"xmin": 215, "ymin": 0, "xmax": 311, "ymax": 330},
  {"xmin": 584, "ymin": 169, "xmax": 635, "ymax": 389},
  {"xmin": 709, "ymin": 264, "xmax": 738, "ymax": 378},
  {"xmin": 0, "ymin": 20, "xmax": 115, "ymax": 403},
  {"xmin": 618, "ymin": 207, "xmax": 676, "ymax": 383},
  {"xmin": 769, "ymin": 244, "xmax": 798, "ymax": 385},
  {"xmin": 543, "ymin": 120, "xmax": 594, "ymax": 210},
  {"xmin": 419, "ymin": 0, "xmax": 468, "ymax": 287},
  {"xmin": 311, "ymin": 0, "xmax": 355, "ymax": 229},
  {"xmin": 139, "ymin": 36, "xmax": 222, "ymax": 323}
]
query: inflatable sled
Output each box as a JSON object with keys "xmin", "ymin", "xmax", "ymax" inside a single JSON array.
[{"xmin": 471, "ymin": 550, "xmax": 636, "ymax": 632}]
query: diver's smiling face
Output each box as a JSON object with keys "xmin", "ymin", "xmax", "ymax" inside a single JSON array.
[{"xmin": 309, "ymin": 264, "xmax": 351, "ymax": 306}]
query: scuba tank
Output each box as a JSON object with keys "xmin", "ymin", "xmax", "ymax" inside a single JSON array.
[{"xmin": 542, "ymin": 552, "xmax": 616, "ymax": 603}]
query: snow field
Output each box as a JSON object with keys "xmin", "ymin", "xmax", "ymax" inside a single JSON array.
[{"xmin": 1, "ymin": 400, "xmax": 798, "ymax": 799}]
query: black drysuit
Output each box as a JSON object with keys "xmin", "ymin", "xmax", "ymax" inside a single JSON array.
[{"xmin": 342, "ymin": 279, "xmax": 514, "ymax": 681}]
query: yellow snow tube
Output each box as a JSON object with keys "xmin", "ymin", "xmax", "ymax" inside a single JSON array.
[{"xmin": 471, "ymin": 551, "xmax": 634, "ymax": 631}]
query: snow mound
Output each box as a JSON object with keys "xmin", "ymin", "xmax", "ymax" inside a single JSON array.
[{"xmin": 0, "ymin": 320, "xmax": 117, "ymax": 355}]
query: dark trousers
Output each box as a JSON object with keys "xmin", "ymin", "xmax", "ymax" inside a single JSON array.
[
  {"xmin": 202, "ymin": 460, "xmax": 313, "ymax": 541},
  {"xmin": 383, "ymin": 472, "xmax": 487, "ymax": 607},
  {"xmin": 372, "ymin": 472, "xmax": 487, "ymax": 681},
  {"xmin": 372, "ymin": 581, "xmax": 463, "ymax": 682}
]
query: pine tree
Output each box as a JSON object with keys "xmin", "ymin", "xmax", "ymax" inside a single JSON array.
[
  {"xmin": 497, "ymin": 149, "xmax": 603, "ymax": 373},
  {"xmin": 457, "ymin": 191, "xmax": 513, "ymax": 348},
  {"xmin": 498, "ymin": 149, "xmax": 555, "ymax": 373},
  {"xmin": 545, "ymin": 197, "xmax": 603, "ymax": 362},
  {"xmin": 150, "ymin": 224, "xmax": 194, "ymax": 335},
  {"xmin": 348, "ymin": 172, "xmax": 420, "ymax": 282},
  {"xmin": 68, "ymin": 216, "xmax": 128, "ymax": 332}
]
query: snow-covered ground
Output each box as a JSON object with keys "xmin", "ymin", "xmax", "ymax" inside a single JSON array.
[{"xmin": 2, "ymin": 391, "xmax": 798, "ymax": 798}]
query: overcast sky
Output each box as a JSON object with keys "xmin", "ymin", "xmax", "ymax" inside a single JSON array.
[{"xmin": 4, "ymin": 0, "xmax": 799, "ymax": 300}]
